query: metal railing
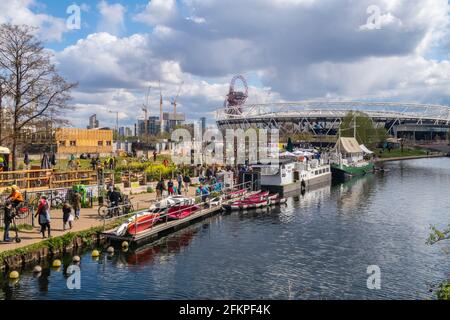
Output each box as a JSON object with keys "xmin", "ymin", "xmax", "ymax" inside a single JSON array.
[{"xmin": 102, "ymin": 180, "xmax": 257, "ymax": 234}]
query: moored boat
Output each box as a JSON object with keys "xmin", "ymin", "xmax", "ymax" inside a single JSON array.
[
  {"xmin": 330, "ymin": 137, "xmax": 374, "ymax": 180},
  {"xmin": 222, "ymin": 192, "xmax": 286, "ymax": 211},
  {"xmin": 126, "ymin": 213, "xmax": 160, "ymax": 235},
  {"xmin": 167, "ymin": 204, "xmax": 201, "ymax": 220}
]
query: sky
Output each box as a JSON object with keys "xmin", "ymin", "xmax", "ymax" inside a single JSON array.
[{"xmin": 1, "ymin": 0, "xmax": 450, "ymax": 129}]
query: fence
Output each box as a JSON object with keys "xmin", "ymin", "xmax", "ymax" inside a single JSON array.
[
  {"xmin": 100, "ymin": 180, "xmax": 256, "ymax": 232},
  {"xmin": 0, "ymin": 169, "xmax": 113, "ymax": 191}
]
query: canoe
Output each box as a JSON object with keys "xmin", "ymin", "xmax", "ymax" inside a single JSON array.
[
  {"xmin": 127, "ymin": 213, "xmax": 161, "ymax": 235},
  {"xmin": 224, "ymin": 189, "xmax": 247, "ymax": 199},
  {"xmin": 167, "ymin": 205, "xmax": 200, "ymax": 220},
  {"xmin": 222, "ymin": 192, "xmax": 286, "ymax": 211}
]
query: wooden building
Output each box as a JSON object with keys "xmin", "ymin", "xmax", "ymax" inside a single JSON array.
[{"xmin": 55, "ymin": 128, "xmax": 113, "ymax": 156}]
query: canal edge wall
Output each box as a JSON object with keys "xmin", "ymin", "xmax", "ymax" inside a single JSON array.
[
  {"xmin": 0, "ymin": 228, "xmax": 108, "ymax": 272},
  {"xmin": 375, "ymin": 153, "xmax": 446, "ymax": 163}
]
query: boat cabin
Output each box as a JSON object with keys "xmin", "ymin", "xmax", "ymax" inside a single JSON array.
[
  {"xmin": 334, "ymin": 137, "xmax": 365, "ymax": 165},
  {"xmin": 251, "ymin": 159, "xmax": 295, "ymax": 186}
]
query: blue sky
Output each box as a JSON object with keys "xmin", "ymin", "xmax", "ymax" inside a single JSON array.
[{"xmin": 1, "ymin": 0, "xmax": 450, "ymax": 128}]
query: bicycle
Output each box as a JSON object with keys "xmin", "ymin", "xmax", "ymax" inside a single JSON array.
[
  {"xmin": 98, "ymin": 200, "xmax": 120, "ymax": 218},
  {"xmin": 30, "ymin": 194, "xmax": 65, "ymax": 210}
]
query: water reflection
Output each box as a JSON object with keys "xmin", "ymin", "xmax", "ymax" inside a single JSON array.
[{"xmin": 1, "ymin": 159, "xmax": 450, "ymax": 299}]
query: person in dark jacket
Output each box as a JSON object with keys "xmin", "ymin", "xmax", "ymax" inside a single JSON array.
[
  {"xmin": 156, "ymin": 179, "xmax": 166, "ymax": 199},
  {"xmin": 167, "ymin": 180, "xmax": 175, "ymax": 195},
  {"xmin": 109, "ymin": 188, "xmax": 122, "ymax": 207},
  {"xmin": 34, "ymin": 196, "xmax": 51, "ymax": 238},
  {"xmin": 62, "ymin": 202, "xmax": 73, "ymax": 230},
  {"xmin": 183, "ymin": 175, "xmax": 191, "ymax": 195},
  {"xmin": 3, "ymin": 201, "xmax": 13, "ymax": 242}
]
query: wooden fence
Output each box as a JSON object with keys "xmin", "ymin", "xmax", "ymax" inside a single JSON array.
[{"xmin": 0, "ymin": 169, "xmax": 113, "ymax": 191}]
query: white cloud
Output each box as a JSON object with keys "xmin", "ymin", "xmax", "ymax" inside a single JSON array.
[
  {"xmin": 53, "ymin": 0, "xmax": 450, "ymax": 126},
  {"xmin": 97, "ymin": 0, "xmax": 127, "ymax": 36},
  {"xmin": 0, "ymin": 0, "xmax": 68, "ymax": 42},
  {"xmin": 133, "ymin": 0, "xmax": 177, "ymax": 26}
]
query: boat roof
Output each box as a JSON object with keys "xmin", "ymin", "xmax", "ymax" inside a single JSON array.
[
  {"xmin": 336, "ymin": 137, "xmax": 362, "ymax": 153},
  {"xmin": 251, "ymin": 158, "xmax": 294, "ymax": 167},
  {"xmin": 359, "ymin": 144, "xmax": 373, "ymax": 154}
]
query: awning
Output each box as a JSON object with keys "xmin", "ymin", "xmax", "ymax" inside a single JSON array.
[
  {"xmin": 280, "ymin": 151, "xmax": 296, "ymax": 157},
  {"xmin": 359, "ymin": 144, "xmax": 373, "ymax": 154},
  {"xmin": 336, "ymin": 137, "xmax": 362, "ymax": 154}
]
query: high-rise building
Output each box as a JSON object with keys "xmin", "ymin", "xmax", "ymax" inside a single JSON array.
[
  {"xmin": 138, "ymin": 116, "xmax": 161, "ymax": 136},
  {"xmin": 200, "ymin": 117, "xmax": 206, "ymax": 135},
  {"xmin": 163, "ymin": 112, "xmax": 185, "ymax": 132},
  {"xmin": 118, "ymin": 126, "xmax": 133, "ymax": 137},
  {"xmin": 87, "ymin": 114, "xmax": 99, "ymax": 129}
]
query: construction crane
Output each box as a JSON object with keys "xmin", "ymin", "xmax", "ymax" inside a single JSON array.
[
  {"xmin": 171, "ymin": 81, "xmax": 184, "ymax": 119},
  {"xmin": 159, "ymin": 80, "xmax": 163, "ymax": 134},
  {"xmin": 142, "ymin": 86, "xmax": 151, "ymax": 143}
]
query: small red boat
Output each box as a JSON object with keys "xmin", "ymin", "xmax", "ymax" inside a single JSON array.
[
  {"xmin": 224, "ymin": 189, "xmax": 247, "ymax": 199},
  {"xmin": 167, "ymin": 205, "xmax": 200, "ymax": 220},
  {"xmin": 245, "ymin": 191, "xmax": 269, "ymax": 199},
  {"xmin": 127, "ymin": 213, "xmax": 160, "ymax": 235},
  {"xmin": 222, "ymin": 192, "xmax": 286, "ymax": 211}
]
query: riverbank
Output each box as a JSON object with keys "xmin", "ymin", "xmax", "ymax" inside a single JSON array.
[
  {"xmin": 0, "ymin": 189, "xmax": 196, "ymax": 271},
  {"xmin": 375, "ymin": 153, "xmax": 446, "ymax": 163}
]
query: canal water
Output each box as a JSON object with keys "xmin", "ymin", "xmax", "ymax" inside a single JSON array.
[{"xmin": 1, "ymin": 158, "xmax": 450, "ymax": 300}]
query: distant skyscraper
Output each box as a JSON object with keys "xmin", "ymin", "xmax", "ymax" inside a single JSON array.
[
  {"xmin": 200, "ymin": 117, "xmax": 206, "ymax": 135},
  {"xmin": 87, "ymin": 114, "xmax": 99, "ymax": 129},
  {"xmin": 138, "ymin": 116, "xmax": 161, "ymax": 136}
]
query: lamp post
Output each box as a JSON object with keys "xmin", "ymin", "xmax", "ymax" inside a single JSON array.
[{"xmin": 109, "ymin": 110, "xmax": 119, "ymax": 152}]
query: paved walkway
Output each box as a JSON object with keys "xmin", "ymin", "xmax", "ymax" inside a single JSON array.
[{"xmin": 0, "ymin": 189, "xmax": 196, "ymax": 252}]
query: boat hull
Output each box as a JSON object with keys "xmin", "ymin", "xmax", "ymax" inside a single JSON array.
[
  {"xmin": 331, "ymin": 162, "xmax": 374, "ymax": 180},
  {"xmin": 127, "ymin": 213, "xmax": 160, "ymax": 235}
]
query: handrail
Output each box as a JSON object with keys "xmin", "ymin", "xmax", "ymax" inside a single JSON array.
[{"xmin": 102, "ymin": 179, "xmax": 258, "ymax": 233}]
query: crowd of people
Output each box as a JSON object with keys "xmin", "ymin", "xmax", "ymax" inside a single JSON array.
[
  {"xmin": 1, "ymin": 162, "xmax": 241, "ymax": 244},
  {"xmin": 2, "ymin": 185, "xmax": 83, "ymax": 242}
]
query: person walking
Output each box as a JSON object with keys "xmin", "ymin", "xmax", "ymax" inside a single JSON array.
[
  {"xmin": 62, "ymin": 202, "xmax": 74, "ymax": 231},
  {"xmin": 3, "ymin": 201, "xmax": 13, "ymax": 242},
  {"xmin": 73, "ymin": 191, "xmax": 82, "ymax": 220},
  {"xmin": 35, "ymin": 196, "xmax": 51, "ymax": 238}
]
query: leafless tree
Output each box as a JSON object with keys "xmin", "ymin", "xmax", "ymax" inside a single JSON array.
[{"xmin": 0, "ymin": 24, "xmax": 77, "ymax": 170}]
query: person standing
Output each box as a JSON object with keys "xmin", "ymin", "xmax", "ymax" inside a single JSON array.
[
  {"xmin": 153, "ymin": 150, "xmax": 157, "ymax": 162},
  {"xmin": 35, "ymin": 196, "xmax": 51, "ymax": 238},
  {"xmin": 156, "ymin": 179, "xmax": 166, "ymax": 200},
  {"xmin": 24, "ymin": 152, "xmax": 30, "ymax": 170},
  {"xmin": 3, "ymin": 201, "xmax": 13, "ymax": 242},
  {"xmin": 177, "ymin": 173, "xmax": 183, "ymax": 195},
  {"xmin": 183, "ymin": 175, "xmax": 191, "ymax": 195},
  {"xmin": 62, "ymin": 202, "xmax": 74, "ymax": 230},
  {"xmin": 73, "ymin": 191, "xmax": 82, "ymax": 220},
  {"xmin": 168, "ymin": 179, "xmax": 174, "ymax": 195}
]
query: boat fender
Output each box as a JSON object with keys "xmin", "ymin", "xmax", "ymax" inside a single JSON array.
[
  {"xmin": 52, "ymin": 259, "xmax": 62, "ymax": 268},
  {"xmin": 33, "ymin": 265, "xmax": 42, "ymax": 273},
  {"xmin": 91, "ymin": 249, "xmax": 100, "ymax": 257}
]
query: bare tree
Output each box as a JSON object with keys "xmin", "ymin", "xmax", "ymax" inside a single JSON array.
[{"xmin": 0, "ymin": 24, "xmax": 77, "ymax": 170}]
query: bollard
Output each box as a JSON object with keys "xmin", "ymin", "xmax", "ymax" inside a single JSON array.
[
  {"xmin": 33, "ymin": 265, "xmax": 42, "ymax": 273},
  {"xmin": 52, "ymin": 259, "xmax": 62, "ymax": 268}
]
